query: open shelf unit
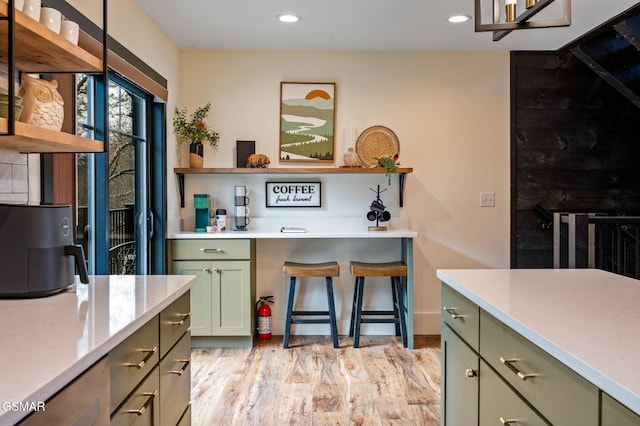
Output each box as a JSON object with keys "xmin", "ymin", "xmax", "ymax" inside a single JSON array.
[
  {"xmin": 174, "ymin": 167, "xmax": 414, "ymax": 208},
  {"xmin": 0, "ymin": 1, "xmax": 105, "ymax": 153}
]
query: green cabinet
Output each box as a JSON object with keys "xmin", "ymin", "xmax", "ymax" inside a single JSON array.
[
  {"xmin": 602, "ymin": 393, "xmax": 640, "ymax": 426},
  {"xmin": 170, "ymin": 239, "xmax": 255, "ymax": 348},
  {"xmin": 441, "ymin": 323, "xmax": 478, "ymax": 426}
]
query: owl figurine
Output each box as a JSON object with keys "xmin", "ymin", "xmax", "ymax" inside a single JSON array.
[{"xmin": 18, "ymin": 74, "xmax": 64, "ymax": 131}]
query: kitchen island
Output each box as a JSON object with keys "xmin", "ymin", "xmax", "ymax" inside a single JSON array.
[
  {"xmin": 0, "ymin": 275, "xmax": 194, "ymax": 425},
  {"xmin": 437, "ymin": 268, "xmax": 640, "ymax": 424}
]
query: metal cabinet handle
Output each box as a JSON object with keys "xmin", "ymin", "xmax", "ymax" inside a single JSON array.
[
  {"xmin": 499, "ymin": 357, "xmax": 538, "ymax": 381},
  {"xmin": 167, "ymin": 312, "xmax": 191, "ymax": 326},
  {"xmin": 125, "ymin": 390, "xmax": 158, "ymax": 415},
  {"xmin": 204, "ymin": 268, "xmax": 220, "ymax": 273},
  {"xmin": 443, "ymin": 306, "xmax": 466, "ymax": 319},
  {"xmin": 499, "ymin": 417, "xmax": 518, "ymax": 425},
  {"xmin": 169, "ymin": 359, "xmax": 191, "ymax": 376},
  {"xmin": 465, "ymin": 368, "xmax": 476, "ymax": 378},
  {"xmin": 201, "ymin": 248, "xmax": 224, "ymax": 253},
  {"xmin": 125, "ymin": 347, "xmax": 157, "ymax": 369}
]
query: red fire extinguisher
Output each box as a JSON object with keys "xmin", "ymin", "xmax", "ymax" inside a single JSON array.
[{"xmin": 256, "ymin": 296, "xmax": 274, "ymax": 339}]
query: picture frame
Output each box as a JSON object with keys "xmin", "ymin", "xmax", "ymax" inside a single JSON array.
[
  {"xmin": 280, "ymin": 82, "xmax": 335, "ymax": 163},
  {"xmin": 266, "ymin": 181, "xmax": 322, "ymax": 208}
]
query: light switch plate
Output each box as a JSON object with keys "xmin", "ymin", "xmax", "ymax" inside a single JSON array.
[{"xmin": 480, "ymin": 192, "xmax": 495, "ymax": 207}]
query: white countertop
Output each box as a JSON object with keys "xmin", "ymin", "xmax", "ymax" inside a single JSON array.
[
  {"xmin": 0, "ymin": 275, "xmax": 194, "ymax": 425},
  {"xmin": 436, "ymin": 268, "xmax": 640, "ymax": 415},
  {"xmin": 168, "ymin": 217, "xmax": 418, "ymax": 239}
]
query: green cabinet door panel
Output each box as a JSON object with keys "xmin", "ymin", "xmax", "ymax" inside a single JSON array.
[
  {"xmin": 172, "ymin": 261, "xmax": 213, "ymax": 336},
  {"xmin": 441, "ymin": 323, "xmax": 479, "ymax": 426},
  {"xmin": 212, "ymin": 261, "xmax": 252, "ymax": 335},
  {"xmin": 602, "ymin": 393, "xmax": 640, "ymax": 426}
]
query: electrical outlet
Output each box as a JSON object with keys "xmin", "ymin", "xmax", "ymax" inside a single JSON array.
[{"xmin": 480, "ymin": 192, "xmax": 495, "ymax": 207}]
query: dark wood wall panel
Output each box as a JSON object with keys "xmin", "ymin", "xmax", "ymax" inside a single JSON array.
[{"xmin": 511, "ymin": 51, "xmax": 640, "ymax": 268}]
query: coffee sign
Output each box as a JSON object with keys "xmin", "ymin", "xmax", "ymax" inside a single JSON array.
[{"xmin": 266, "ymin": 182, "xmax": 321, "ymax": 207}]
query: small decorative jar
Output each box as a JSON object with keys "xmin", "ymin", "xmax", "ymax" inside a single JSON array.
[{"xmin": 343, "ymin": 147, "xmax": 361, "ymax": 167}]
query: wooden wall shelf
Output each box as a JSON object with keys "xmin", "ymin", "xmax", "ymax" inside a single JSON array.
[
  {"xmin": 0, "ymin": 119, "xmax": 103, "ymax": 153},
  {"xmin": 0, "ymin": 4, "xmax": 103, "ymax": 73},
  {"xmin": 174, "ymin": 167, "xmax": 413, "ymax": 208}
]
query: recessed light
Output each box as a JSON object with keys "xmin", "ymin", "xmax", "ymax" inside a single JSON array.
[
  {"xmin": 277, "ymin": 14, "xmax": 301, "ymax": 23},
  {"xmin": 448, "ymin": 15, "xmax": 471, "ymax": 23}
]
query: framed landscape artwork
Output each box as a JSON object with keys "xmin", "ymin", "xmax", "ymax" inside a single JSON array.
[{"xmin": 280, "ymin": 82, "xmax": 335, "ymax": 162}]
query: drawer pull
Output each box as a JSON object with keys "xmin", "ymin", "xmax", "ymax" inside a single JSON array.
[
  {"xmin": 204, "ymin": 268, "xmax": 221, "ymax": 273},
  {"xmin": 465, "ymin": 368, "xmax": 476, "ymax": 378},
  {"xmin": 168, "ymin": 312, "xmax": 191, "ymax": 326},
  {"xmin": 499, "ymin": 357, "xmax": 538, "ymax": 381},
  {"xmin": 201, "ymin": 248, "xmax": 224, "ymax": 253},
  {"xmin": 169, "ymin": 358, "xmax": 191, "ymax": 376},
  {"xmin": 125, "ymin": 347, "xmax": 158, "ymax": 369},
  {"xmin": 499, "ymin": 417, "xmax": 518, "ymax": 425},
  {"xmin": 125, "ymin": 390, "xmax": 158, "ymax": 416},
  {"xmin": 443, "ymin": 306, "xmax": 466, "ymax": 319}
]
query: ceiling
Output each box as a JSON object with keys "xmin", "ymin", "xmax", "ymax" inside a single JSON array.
[{"xmin": 132, "ymin": 0, "xmax": 639, "ymax": 51}]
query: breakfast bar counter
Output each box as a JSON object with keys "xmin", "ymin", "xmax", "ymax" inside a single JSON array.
[
  {"xmin": 0, "ymin": 275, "xmax": 194, "ymax": 425},
  {"xmin": 168, "ymin": 217, "xmax": 418, "ymax": 348}
]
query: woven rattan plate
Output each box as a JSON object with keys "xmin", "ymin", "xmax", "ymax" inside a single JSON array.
[{"xmin": 355, "ymin": 125, "xmax": 400, "ymax": 168}]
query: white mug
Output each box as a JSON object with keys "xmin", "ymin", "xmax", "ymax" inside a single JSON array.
[
  {"xmin": 3, "ymin": 0, "xmax": 25, "ymax": 11},
  {"xmin": 40, "ymin": 7, "xmax": 61, "ymax": 33},
  {"xmin": 235, "ymin": 205, "xmax": 250, "ymax": 217},
  {"xmin": 22, "ymin": 0, "xmax": 40, "ymax": 20},
  {"xmin": 234, "ymin": 185, "xmax": 248, "ymax": 196},
  {"xmin": 60, "ymin": 19, "xmax": 79, "ymax": 45}
]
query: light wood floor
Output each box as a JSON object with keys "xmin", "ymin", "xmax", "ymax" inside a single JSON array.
[{"xmin": 190, "ymin": 335, "xmax": 441, "ymax": 425}]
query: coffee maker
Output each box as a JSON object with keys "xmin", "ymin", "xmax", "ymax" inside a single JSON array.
[{"xmin": 194, "ymin": 194, "xmax": 210, "ymax": 232}]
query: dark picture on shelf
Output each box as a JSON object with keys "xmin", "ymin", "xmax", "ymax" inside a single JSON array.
[{"xmin": 280, "ymin": 82, "xmax": 335, "ymax": 163}]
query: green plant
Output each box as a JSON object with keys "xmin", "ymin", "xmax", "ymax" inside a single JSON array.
[
  {"xmin": 373, "ymin": 154, "xmax": 400, "ymax": 185},
  {"xmin": 173, "ymin": 102, "xmax": 219, "ymax": 149}
]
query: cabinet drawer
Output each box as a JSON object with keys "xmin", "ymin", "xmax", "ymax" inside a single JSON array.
[
  {"xmin": 479, "ymin": 359, "xmax": 548, "ymax": 425},
  {"xmin": 160, "ymin": 332, "xmax": 191, "ymax": 426},
  {"xmin": 480, "ymin": 310, "xmax": 598, "ymax": 426},
  {"xmin": 19, "ymin": 357, "xmax": 110, "ymax": 426},
  {"xmin": 160, "ymin": 291, "xmax": 191, "ymax": 358},
  {"xmin": 111, "ymin": 366, "xmax": 160, "ymax": 426},
  {"xmin": 441, "ymin": 283, "xmax": 479, "ymax": 351},
  {"xmin": 171, "ymin": 239, "xmax": 251, "ymax": 260},
  {"xmin": 602, "ymin": 393, "xmax": 640, "ymax": 426},
  {"xmin": 110, "ymin": 316, "xmax": 160, "ymax": 413}
]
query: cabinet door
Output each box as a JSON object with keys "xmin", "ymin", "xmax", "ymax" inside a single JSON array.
[
  {"xmin": 602, "ymin": 393, "xmax": 640, "ymax": 426},
  {"xmin": 173, "ymin": 261, "xmax": 213, "ymax": 336},
  {"xmin": 211, "ymin": 260, "xmax": 252, "ymax": 336},
  {"xmin": 441, "ymin": 323, "xmax": 479, "ymax": 426}
]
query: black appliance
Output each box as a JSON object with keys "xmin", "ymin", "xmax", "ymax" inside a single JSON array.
[{"xmin": 0, "ymin": 203, "xmax": 89, "ymax": 298}]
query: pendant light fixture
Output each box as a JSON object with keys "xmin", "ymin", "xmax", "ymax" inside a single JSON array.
[{"xmin": 474, "ymin": 0, "xmax": 571, "ymax": 41}]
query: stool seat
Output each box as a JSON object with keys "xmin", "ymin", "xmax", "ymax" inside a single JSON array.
[
  {"xmin": 350, "ymin": 261, "xmax": 407, "ymax": 277},
  {"xmin": 284, "ymin": 261, "xmax": 340, "ymax": 277}
]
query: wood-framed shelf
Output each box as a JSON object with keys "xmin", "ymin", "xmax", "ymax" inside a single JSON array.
[
  {"xmin": 0, "ymin": 119, "xmax": 103, "ymax": 153},
  {"xmin": 174, "ymin": 167, "xmax": 413, "ymax": 208},
  {"xmin": 0, "ymin": 3, "xmax": 103, "ymax": 73}
]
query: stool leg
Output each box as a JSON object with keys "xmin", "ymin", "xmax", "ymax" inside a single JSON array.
[
  {"xmin": 391, "ymin": 277, "xmax": 401, "ymax": 336},
  {"xmin": 325, "ymin": 277, "xmax": 339, "ymax": 348},
  {"xmin": 353, "ymin": 276, "xmax": 365, "ymax": 348},
  {"xmin": 283, "ymin": 276, "xmax": 297, "ymax": 349},
  {"xmin": 349, "ymin": 277, "xmax": 360, "ymax": 337},
  {"xmin": 394, "ymin": 276, "xmax": 408, "ymax": 348}
]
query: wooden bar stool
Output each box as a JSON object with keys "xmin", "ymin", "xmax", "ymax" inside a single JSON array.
[
  {"xmin": 349, "ymin": 261, "xmax": 408, "ymax": 348},
  {"xmin": 282, "ymin": 261, "xmax": 340, "ymax": 349}
]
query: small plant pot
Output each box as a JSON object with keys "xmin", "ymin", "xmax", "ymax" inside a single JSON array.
[{"xmin": 189, "ymin": 143, "xmax": 204, "ymax": 168}]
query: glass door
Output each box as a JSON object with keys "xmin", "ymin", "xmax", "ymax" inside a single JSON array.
[{"xmin": 76, "ymin": 74, "xmax": 157, "ymax": 275}]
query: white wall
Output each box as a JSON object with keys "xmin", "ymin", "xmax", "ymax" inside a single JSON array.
[{"xmin": 177, "ymin": 50, "xmax": 511, "ymax": 334}]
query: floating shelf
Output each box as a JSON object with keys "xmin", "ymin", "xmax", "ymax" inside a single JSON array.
[
  {"xmin": 0, "ymin": 4, "xmax": 103, "ymax": 73},
  {"xmin": 174, "ymin": 167, "xmax": 414, "ymax": 208},
  {"xmin": 0, "ymin": 119, "xmax": 103, "ymax": 153}
]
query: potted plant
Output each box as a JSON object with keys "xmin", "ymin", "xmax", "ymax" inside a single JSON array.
[
  {"xmin": 173, "ymin": 102, "xmax": 219, "ymax": 168},
  {"xmin": 373, "ymin": 154, "xmax": 400, "ymax": 185}
]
